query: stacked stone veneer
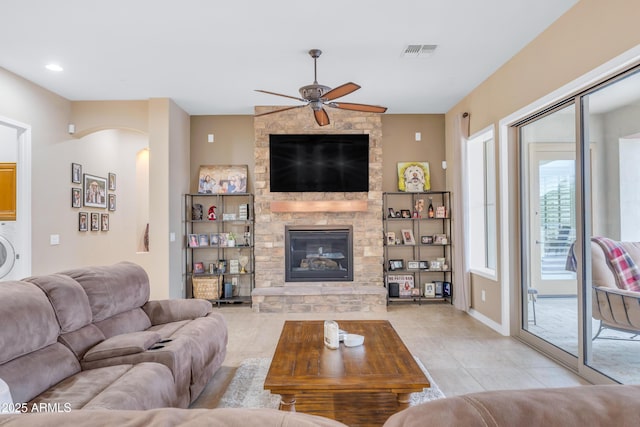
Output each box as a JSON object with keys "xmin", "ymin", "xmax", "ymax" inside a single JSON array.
[{"xmin": 251, "ymin": 106, "xmax": 386, "ymax": 313}]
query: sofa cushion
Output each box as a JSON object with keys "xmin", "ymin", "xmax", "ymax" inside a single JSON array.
[
  {"xmin": 0, "ymin": 408, "xmax": 349, "ymax": 426},
  {"xmin": 93, "ymin": 308, "xmax": 152, "ymax": 338},
  {"xmin": 0, "ymin": 343, "xmax": 80, "ymax": 404},
  {"xmin": 29, "ymin": 362, "xmax": 178, "ymax": 411},
  {"xmin": 59, "ymin": 262, "xmax": 150, "ymax": 322},
  {"xmin": 83, "ymin": 331, "xmax": 162, "ymax": 362},
  {"xmin": 24, "ymin": 274, "xmax": 92, "ymax": 333},
  {"xmin": 0, "ymin": 281, "xmax": 60, "ymax": 365},
  {"xmin": 82, "ymin": 362, "xmax": 178, "ymax": 410},
  {"xmin": 58, "ymin": 324, "xmax": 106, "ymax": 359},
  {"xmin": 384, "ymin": 384, "xmax": 640, "ymax": 427}
]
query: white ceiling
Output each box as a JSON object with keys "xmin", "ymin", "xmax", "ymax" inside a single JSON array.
[{"xmin": 0, "ymin": 0, "xmax": 578, "ymax": 115}]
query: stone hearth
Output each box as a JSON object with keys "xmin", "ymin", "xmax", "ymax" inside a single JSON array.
[{"xmin": 251, "ymin": 106, "xmax": 386, "ymax": 313}]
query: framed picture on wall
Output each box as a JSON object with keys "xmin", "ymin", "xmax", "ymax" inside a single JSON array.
[
  {"xmin": 71, "ymin": 163, "xmax": 82, "ymax": 184},
  {"xmin": 101, "ymin": 213, "xmax": 109, "ymax": 231},
  {"xmin": 71, "ymin": 188, "xmax": 82, "ymax": 208},
  {"xmin": 90, "ymin": 213, "xmax": 100, "ymax": 231},
  {"xmin": 78, "ymin": 212, "xmax": 88, "ymax": 231},
  {"xmin": 83, "ymin": 174, "xmax": 107, "ymax": 208},
  {"xmin": 108, "ymin": 194, "xmax": 116, "ymax": 211},
  {"xmin": 108, "ymin": 173, "xmax": 116, "ymax": 191}
]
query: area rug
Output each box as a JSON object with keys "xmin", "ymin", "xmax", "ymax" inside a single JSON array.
[{"xmin": 217, "ymin": 357, "xmax": 445, "ymax": 409}]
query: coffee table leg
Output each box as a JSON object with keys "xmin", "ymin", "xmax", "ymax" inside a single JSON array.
[
  {"xmin": 279, "ymin": 394, "xmax": 296, "ymax": 412},
  {"xmin": 397, "ymin": 393, "xmax": 411, "ymax": 410}
]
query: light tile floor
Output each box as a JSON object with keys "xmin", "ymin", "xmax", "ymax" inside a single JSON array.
[
  {"xmin": 215, "ymin": 303, "xmax": 588, "ymax": 398},
  {"xmin": 527, "ymin": 296, "xmax": 640, "ymax": 384}
]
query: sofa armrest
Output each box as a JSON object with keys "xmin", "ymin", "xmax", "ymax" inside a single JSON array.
[
  {"xmin": 142, "ymin": 299, "xmax": 212, "ymax": 325},
  {"xmin": 83, "ymin": 331, "xmax": 162, "ymax": 362}
]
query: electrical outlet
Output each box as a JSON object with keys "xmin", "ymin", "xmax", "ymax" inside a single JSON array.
[{"xmin": 481, "ymin": 290, "xmax": 486, "ymax": 302}]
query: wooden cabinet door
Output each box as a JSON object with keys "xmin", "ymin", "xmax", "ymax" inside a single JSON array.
[{"xmin": 0, "ymin": 163, "xmax": 17, "ymax": 221}]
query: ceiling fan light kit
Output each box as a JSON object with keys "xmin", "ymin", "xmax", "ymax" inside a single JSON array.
[{"xmin": 256, "ymin": 49, "xmax": 387, "ymax": 126}]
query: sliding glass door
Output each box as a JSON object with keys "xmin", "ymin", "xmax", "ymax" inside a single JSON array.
[
  {"xmin": 519, "ymin": 104, "xmax": 578, "ymax": 357},
  {"xmin": 517, "ymin": 65, "xmax": 640, "ymax": 383},
  {"xmin": 582, "ymin": 69, "xmax": 640, "ymax": 383}
]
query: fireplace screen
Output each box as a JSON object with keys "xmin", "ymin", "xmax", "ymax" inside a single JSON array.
[{"xmin": 285, "ymin": 226, "xmax": 353, "ymax": 282}]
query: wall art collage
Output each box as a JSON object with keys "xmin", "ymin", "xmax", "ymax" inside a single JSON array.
[{"xmin": 71, "ymin": 163, "xmax": 116, "ymax": 232}]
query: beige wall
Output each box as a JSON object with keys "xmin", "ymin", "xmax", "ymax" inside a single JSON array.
[
  {"xmin": 0, "ymin": 68, "xmax": 189, "ymax": 299},
  {"xmin": 445, "ymin": 0, "xmax": 640, "ymax": 325},
  {"xmin": 381, "ymin": 115, "xmax": 446, "ymax": 192},
  {"xmin": 189, "ymin": 116, "xmax": 255, "ymax": 193}
]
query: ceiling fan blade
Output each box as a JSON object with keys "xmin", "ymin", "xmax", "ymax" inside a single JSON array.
[
  {"xmin": 322, "ymin": 82, "xmax": 361, "ymax": 101},
  {"xmin": 328, "ymin": 102, "xmax": 388, "ymax": 113},
  {"xmin": 255, "ymin": 89, "xmax": 306, "ymax": 102},
  {"xmin": 255, "ymin": 105, "xmax": 306, "ymax": 117},
  {"xmin": 314, "ymin": 107, "xmax": 330, "ymax": 126}
]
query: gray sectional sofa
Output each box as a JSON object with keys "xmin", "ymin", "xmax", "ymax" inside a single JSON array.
[{"xmin": 0, "ymin": 262, "xmax": 227, "ymax": 410}]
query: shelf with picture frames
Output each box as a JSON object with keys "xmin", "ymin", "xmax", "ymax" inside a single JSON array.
[
  {"xmin": 184, "ymin": 193, "xmax": 254, "ymax": 306},
  {"xmin": 383, "ymin": 191, "xmax": 452, "ymax": 305}
]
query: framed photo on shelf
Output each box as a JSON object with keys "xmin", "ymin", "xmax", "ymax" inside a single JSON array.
[
  {"xmin": 434, "ymin": 281, "xmax": 444, "ymax": 297},
  {"xmin": 419, "ymin": 260, "xmax": 429, "ymax": 270},
  {"xmin": 407, "ymin": 260, "xmax": 420, "ymax": 270},
  {"xmin": 400, "ymin": 209, "xmax": 411, "ymax": 218},
  {"xmin": 401, "ymin": 229, "xmax": 415, "ymax": 245},
  {"xmin": 198, "ymin": 234, "xmax": 209, "ymax": 246},
  {"xmin": 71, "ymin": 188, "xmax": 82, "ymax": 208},
  {"xmin": 429, "ymin": 259, "xmax": 442, "ymax": 270},
  {"xmin": 188, "ymin": 234, "xmax": 199, "ymax": 247},
  {"xmin": 421, "ymin": 235, "xmax": 433, "ymax": 244},
  {"xmin": 83, "ymin": 174, "xmax": 107, "ymax": 208},
  {"xmin": 424, "ymin": 282, "xmax": 436, "ymax": 297},
  {"xmin": 389, "ymin": 259, "xmax": 404, "ymax": 271},
  {"xmin": 197, "ymin": 164, "xmax": 247, "ymax": 194},
  {"xmin": 90, "ymin": 213, "xmax": 100, "ymax": 231},
  {"xmin": 108, "ymin": 173, "xmax": 116, "ymax": 191},
  {"xmin": 433, "ymin": 234, "xmax": 448, "ymax": 244},
  {"xmin": 101, "ymin": 213, "xmax": 109, "ymax": 231},
  {"xmin": 411, "ymin": 288, "xmax": 421, "ymax": 297},
  {"xmin": 397, "ymin": 162, "xmax": 431, "ymax": 192},
  {"xmin": 71, "ymin": 163, "xmax": 82, "ymax": 184},
  {"xmin": 386, "ymin": 231, "xmax": 396, "ymax": 245},
  {"xmin": 443, "ymin": 281, "xmax": 452, "ymax": 297},
  {"xmin": 210, "ymin": 233, "xmax": 220, "ymax": 246},
  {"xmin": 435, "ymin": 205, "xmax": 447, "ymax": 218},
  {"xmin": 78, "ymin": 212, "xmax": 88, "ymax": 231},
  {"xmin": 387, "ymin": 208, "xmax": 396, "ymax": 218},
  {"xmin": 193, "ymin": 262, "xmax": 205, "ymax": 274}
]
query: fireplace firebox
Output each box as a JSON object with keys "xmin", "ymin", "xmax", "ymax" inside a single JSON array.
[{"xmin": 285, "ymin": 225, "xmax": 353, "ymax": 282}]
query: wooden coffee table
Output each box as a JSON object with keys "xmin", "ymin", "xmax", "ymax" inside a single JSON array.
[{"xmin": 264, "ymin": 320, "xmax": 430, "ymax": 425}]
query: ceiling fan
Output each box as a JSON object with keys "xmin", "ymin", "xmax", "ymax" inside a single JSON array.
[{"xmin": 255, "ymin": 49, "xmax": 387, "ymax": 126}]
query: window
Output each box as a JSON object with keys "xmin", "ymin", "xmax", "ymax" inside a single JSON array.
[{"xmin": 467, "ymin": 128, "xmax": 497, "ymax": 275}]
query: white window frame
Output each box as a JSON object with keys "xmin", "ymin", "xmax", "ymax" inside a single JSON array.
[{"xmin": 467, "ymin": 126, "xmax": 497, "ymax": 279}]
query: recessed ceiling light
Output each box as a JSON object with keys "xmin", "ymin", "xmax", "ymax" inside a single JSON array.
[{"xmin": 45, "ymin": 64, "xmax": 63, "ymax": 72}]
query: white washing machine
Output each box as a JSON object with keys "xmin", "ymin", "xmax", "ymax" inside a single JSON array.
[{"xmin": 0, "ymin": 222, "xmax": 18, "ymax": 281}]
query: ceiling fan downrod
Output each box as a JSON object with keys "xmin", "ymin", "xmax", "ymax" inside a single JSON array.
[{"xmin": 309, "ymin": 49, "xmax": 322, "ymax": 84}]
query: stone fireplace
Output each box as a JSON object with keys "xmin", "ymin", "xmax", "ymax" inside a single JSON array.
[
  {"xmin": 251, "ymin": 106, "xmax": 386, "ymax": 313},
  {"xmin": 285, "ymin": 225, "xmax": 353, "ymax": 282}
]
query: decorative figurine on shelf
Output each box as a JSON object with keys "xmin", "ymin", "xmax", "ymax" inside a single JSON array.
[
  {"xmin": 415, "ymin": 198, "xmax": 425, "ymax": 218},
  {"xmin": 208, "ymin": 205, "xmax": 217, "ymax": 221}
]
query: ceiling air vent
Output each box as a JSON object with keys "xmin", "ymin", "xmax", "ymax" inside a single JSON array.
[{"xmin": 402, "ymin": 44, "xmax": 438, "ymax": 58}]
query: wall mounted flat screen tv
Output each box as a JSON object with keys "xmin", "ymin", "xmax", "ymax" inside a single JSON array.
[{"xmin": 269, "ymin": 134, "xmax": 369, "ymax": 192}]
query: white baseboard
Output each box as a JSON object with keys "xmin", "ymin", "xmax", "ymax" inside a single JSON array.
[{"xmin": 468, "ymin": 308, "xmax": 509, "ymax": 336}]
